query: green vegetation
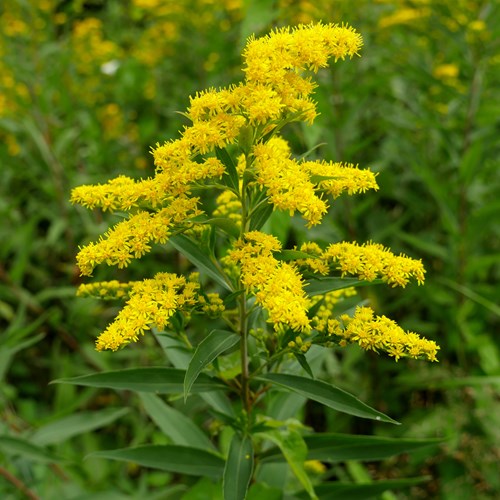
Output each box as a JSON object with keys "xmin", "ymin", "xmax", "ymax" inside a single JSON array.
[{"xmin": 1, "ymin": 1, "xmax": 498, "ymax": 498}]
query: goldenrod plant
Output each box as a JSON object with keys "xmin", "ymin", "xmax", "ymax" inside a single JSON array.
[{"xmin": 63, "ymin": 22, "xmax": 440, "ymax": 498}]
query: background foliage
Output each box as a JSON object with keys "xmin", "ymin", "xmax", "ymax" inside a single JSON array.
[{"xmin": 1, "ymin": 0, "xmax": 498, "ymax": 498}]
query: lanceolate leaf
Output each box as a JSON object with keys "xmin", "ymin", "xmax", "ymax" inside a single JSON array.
[
  {"xmin": 52, "ymin": 367, "xmax": 226, "ymax": 394},
  {"xmin": 88, "ymin": 445, "xmax": 224, "ymax": 478},
  {"xmin": 216, "ymin": 146, "xmax": 239, "ymax": 192},
  {"xmin": 259, "ymin": 430, "xmax": 317, "ymax": 500},
  {"xmin": 261, "ymin": 433, "xmax": 442, "ymax": 463},
  {"xmin": 275, "ymin": 250, "xmax": 317, "ymax": 261},
  {"xmin": 169, "ymin": 234, "xmax": 232, "ymax": 290},
  {"xmin": 139, "ymin": 393, "xmax": 215, "ymax": 451},
  {"xmin": 223, "ymin": 433, "xmax": 254, "ymax": 500},
  {"xmin": 184, "ymin": 329, "xmax": 240, "ymax": 400},
  {"xmin": 305, "ymin": 277, "xmax": 384, "ymax": 296},
  {"xmin": 31, "ymin": 408, "xmax": 129, "ymax": 446},
  {"xmin": 302, "ymin": 477, "xmax": 429, "ymax": 500},
  {"xmin": 258, "ymin": 374, "xmax": 398, "ymax": 424},
  {"xmin": 0, "ymin": 435, "xmax": 63, "ymax": 463},
  {"xmin": 249, "ymin": 202, "xmax": 273, "ymax": 231}
]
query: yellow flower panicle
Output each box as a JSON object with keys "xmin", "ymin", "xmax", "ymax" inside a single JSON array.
[
  {"xmin": 300, "ymin": 241, "xmax": 425, "ymax": 287},
  {"xmin": 76, "ymin": 197, "xmax": 201, "ymax": 276},
  {"xmin": 230, "ymin": 231, "xmax": 311, "ymax": 333},
  {"xmin": 335, "ymin": 306, "xmax": 439, "ymax": 362},
  {"xmin": 252, "ymin": 137, "xmax": 378, "ymax": 227},
  {"xmin": 252, "ymin": 139, "xmax": 327, "ymax": 227},
  {"xmin": 243, "ymin": 22, "xmax": 362, "ymax": 123},
  {"xmin": 95, "ymin": 273, "xmax": 198, "ymax": 351},
  {"xmin": 303, "ymin": 160, "xmax": 379, "ymax": 197}
]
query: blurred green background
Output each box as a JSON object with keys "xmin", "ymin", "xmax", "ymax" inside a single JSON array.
[{"xmin": 1, "ymin": 0, "xmax": 499, "ymax": 498}]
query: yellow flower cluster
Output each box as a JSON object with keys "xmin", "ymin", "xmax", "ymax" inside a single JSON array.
[
  {"xmin": 76, "ymin": 197, "xmax": 201, "ymax": 276},
  {"xmin": 183, "ymin": 22, "xmax": 362, "ymax": 147},
  {"xmin": 198, "ymin": 293, "xmax": 226, "ymax": 318},
  {"xmin": 77, "ymin": 280, "xmax": 133, "ymax": 300},
  {"xmin": 243, "ymin": 22, "xmax": 362, "ymax": 123},
  {"xmin": 334, "ymin": 306, "xmax": 439, "ymax": 362},
  {"xmin": 230, "ymin": 231, "xmax": 311, "ymax": 333},
  {"xmin": 95, "ymin": 273, "xmax": 199, "ymax": 351},
  {"xmin": 252, "ymin": 137, "xmax": 378, "ymax": 226},
  {"xmin": 213, "ymin": 190, "xmax": 242, "ymax": 227},
  {"xmin": 299, "ymin": 241, "xmax": 425, "ymax": 287},
  {"xmin": 70, "ymin": 18, "xmax": 122, "ymax": 77},
  {"xmin": 310, "ymin": 287, "xmax": 358, "ymax": 333}
]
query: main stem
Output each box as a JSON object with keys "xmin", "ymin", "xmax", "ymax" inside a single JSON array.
[{"xmin": 239, "ymin": 160, "xmax": 251, "ymax": 414}]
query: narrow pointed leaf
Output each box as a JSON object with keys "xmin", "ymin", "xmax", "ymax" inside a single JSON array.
[
  {"xmin": 304, "ymin": 434, "xmax": 442, "ymax": 462},
  {"xmin": 31, "ymin": 408, "xmax": 129, "ymax": 446},
  {"xmin": 169, "ymin": 234, "xmax": 232, "ymax": 290},
  {"xmin": 0, "ymin": 435, "xmax": 63, "ymax": 463},
  {"xmin": 305, "ymin": 277, "xmax": 383, "ymax": 296},
  {"xmin": 258, "ymin": 374, "xmax": 398, "ymax": 424},
  {"xmin": 294, "ymin": 353, "xmax": 314, "ymax": 379},
  {"xmin": 259, "ymin": 430, "xmax": 317, "ymax": 500},
  {"xmin": 223, "ymin": 434, "xmax": 254, "ymax": 500},
  {"xmin": 305, "ymin": 477, "xmax": 429, "ymax": 500},
  {"xmin": 52, "ymin": 367, "xmax": 225, "ymax": 394},
  {"xmin": 184, "ymin": 329, "xmax": 240, "ymax": 399},
  {"xmin": 249, "ymin": 202, "xmax": 273, "ymax": 231},
  {"xmin": 276, "ymin": 250, "xmax": 317, "ymax": 261},
  {"xmin": 216, "ymin": 147, "xmax": 239, "ymax": 191},
  {"xmin": 88, "ymin": 445, "xmax": 224, "ymax": 477},
  {"xmin": 261, "ymin": 433, "xmax": 442, "ymax": 463},
  {"xmin": 139, "ymin": 393, "xmax": 215, "ymax": 451}
]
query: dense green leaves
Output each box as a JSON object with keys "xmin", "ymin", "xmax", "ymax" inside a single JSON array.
[{"xmin": 258, "ymin": 374, "xmax": 398, "ymax": 424}]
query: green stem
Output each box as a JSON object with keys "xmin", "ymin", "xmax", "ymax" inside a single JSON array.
[
  {"xmin": 239, "ymin": 289, "xmax": 251, "ymax": 413},
  {"xmin": 238, "ymin": 158, "xmax": 252, "ymax": 414}
]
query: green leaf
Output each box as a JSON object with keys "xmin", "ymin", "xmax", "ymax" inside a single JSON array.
[
  {"xmin": 246, "ymin": 483, "xmax": 283, "ymax": 500},
  {"xmin": 184, "ymin": 329, "xmax": 240, "ymax": 400},
  {"xmin": 305, "ymin": 277, "xmax": 383, "ymax": 296},
  {"xmin": 0, "ymin": 435, "xmax": 63, "ymax": 463},
  {"xmin": 258, "ymin": 374, "xmax": 398, "ymax": 424},
  {"xmin": 52, "ymin": 367, "xmax": 226, "ymax": 394},
  {"xmin": 304, "ymin": 477, "xmax": 429, "ymax": 500},
  {"xmin": 276, "ymin": 250, "xmax": 317, "ymax": 261},
  {"xmin": 294, "ymin": 353, "xmax": 314, "ymax": 379},
  {"xmin": 169, "ymin": 234, "xmax": 232, "ymax": 290},
  {"xmin": 88, "ymin": 445, "xmax": 224, "ymax": 478},
  {"xmin": 31, "ymin": 408, "xmax": 129, "ymax": 446},
  {"xmin": 216, "ymin": 147, "xmax": 239, "ymax": 192},
  {"xmin": 207, "ymin": 217, "xmax": 240, "ymax": 239},
  {"xmin": 259, "ymin": 430, "xmax": 317, "ymax": 500},
  {"xmin": 262, "ymin": 433, "xmax": 441, "ymax": 463},
  {"xmin": 249, "ymin": 202, "xmax": 273, "ymax": 231},
  {"xmin": 223, "ymin": 433, "xmax": 254, "ymax": 500},
  {"xmin": 139, "ymin": 393, "xmax": 215, "ymax": 451}
]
